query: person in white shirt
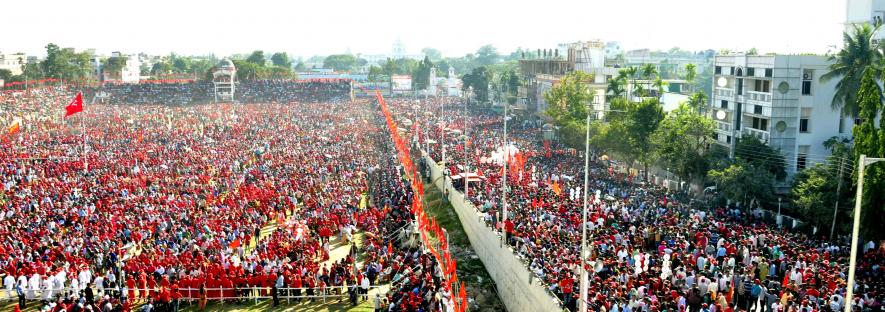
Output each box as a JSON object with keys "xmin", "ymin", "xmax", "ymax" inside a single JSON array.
[
  {"xmin": 43, "ymin": 275, "xmax": 54, "ymax": 301},
  {"xmin": 3, "ymin": 274, "xmax": 15, "ymax": 299},
  {"xmin": 78, "ymin": 268, "xmax": 92, "ymax": 288},
  {"xmin": 28, "ymin": 273, "xmax": 40, "ymax": 299}
]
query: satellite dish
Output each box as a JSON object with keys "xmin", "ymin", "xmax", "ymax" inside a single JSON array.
[
  {"xmin": 776, "ymin": 121, "xmax": 787, "ymax": 133},
  {"xmin": 778, "ymin": 81, "xmax": 790, "ymax": 94},
  {"xmin": 717, "ymin": 77, "xmax": 728, "ymax": 88},
  {"xmin": 715, "ymin": 110, "xmax": 727, "ymax": 120}
]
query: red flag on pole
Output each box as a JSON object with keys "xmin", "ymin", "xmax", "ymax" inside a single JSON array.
[{"xmin": 65, "ymin": 92, "xmax": 83, "ymax": 118}]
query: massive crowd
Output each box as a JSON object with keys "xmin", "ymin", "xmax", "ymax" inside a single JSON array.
[
  {"xmin": 391, "ymin": 97, "xmax": 884, "ymax": 312},
  {"xmin": 0, "ymin": 83, "xmax": 448, "ymax": 312}
]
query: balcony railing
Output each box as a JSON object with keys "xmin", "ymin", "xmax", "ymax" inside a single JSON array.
[
  {"xmin": 715, "ymin": 121, "xmax": 732, "ymax": 132},
  {"xmin": 743, "ymin": 127, "xmax": 770, "ymax": 143},
  {"xmin": 715, "ymin": 88, "xmax": 734, "ymax": 98},
  {"xmin": 747, "ymin": 91, "xmax": 771, "ymax": 102}
]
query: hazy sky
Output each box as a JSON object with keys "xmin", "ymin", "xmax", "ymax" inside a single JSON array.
[{"xmin": 2, "ymin": 0, "xmax": 846, "ymax": 58}]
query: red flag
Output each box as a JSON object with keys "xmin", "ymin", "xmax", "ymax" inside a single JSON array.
[
  {"xmin": 229, "ymin": 239, "xmax": 241, "ymax": 249},
  {"xmin": 6, "ymin": 118, "xmax": 21, "ymax": 135},
  {"xmin": 65, "ymin": 92, "xmax": 83, "ymax": 118}
]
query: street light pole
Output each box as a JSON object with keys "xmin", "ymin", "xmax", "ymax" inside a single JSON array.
[
  {"xmin": 845, "ymin": 154, "xmax": 884, "ymax": 312},
  {"xmin": 777, "ymin": 197, "xmax": 782, "ymax": 228},
  {"xmin": 578, "ymin": 95, "xmax": 596, "ymax": 312},
  {"xmin": 502, "ymin": 101, "xmax": 508, "ymax": 244}
]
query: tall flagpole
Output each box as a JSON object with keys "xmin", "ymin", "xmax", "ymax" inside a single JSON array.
[
  {"xmin": 82, "ymin": 93, "xmax": 88, "ymax": 172},
  {"xmin": 501, "ymin": 101, "xmax": 508, "ymax": 244}
]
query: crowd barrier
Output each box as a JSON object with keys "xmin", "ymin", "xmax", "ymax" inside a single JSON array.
[
  {"xmin": 375, "ymin": 91, "xmax": 467, "ymax": 312},
  {"xmin": 0, "ymin": 285, "xmax": 386, "ymax": 306},
  {"xmin": 421, "ymin": 153, "xmax": 564, "ymax": 312}
]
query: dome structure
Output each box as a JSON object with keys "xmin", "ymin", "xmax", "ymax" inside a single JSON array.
[{"xmin": 217, "ymin": 58, "xmax": 235, "ymax": 71}]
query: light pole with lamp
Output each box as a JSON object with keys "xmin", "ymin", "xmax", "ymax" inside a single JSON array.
[
  {"xmin": 777, "ymin": 197, "xmax": 782, "ymax": 227},
  {"xmin": 501, "ymin": 101, "xmax": 509, "ymax": 246},
  {"xmin": 845, "ymin": 154, "xmax": 885, "ymax": 312}
]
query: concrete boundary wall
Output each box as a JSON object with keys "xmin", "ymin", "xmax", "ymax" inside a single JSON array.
[{"xmin": 423, "ymin": 154, "xmax": 562, "ymax": 312}]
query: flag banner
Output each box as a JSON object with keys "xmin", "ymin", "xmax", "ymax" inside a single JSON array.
[{"xmin": 65, "ymin": 92, "xmax": 83, "ymax": 118}]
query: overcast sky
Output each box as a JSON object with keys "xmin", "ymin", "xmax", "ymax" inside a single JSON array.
[{"xmin": 2, "ymin": 0, "xmax": 846, "ymax": 59}]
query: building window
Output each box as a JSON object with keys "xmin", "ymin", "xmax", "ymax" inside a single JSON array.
[
  {"xmin": 752, "ymin": 117, "xmax": 768, "ymax": 131},
  {"xmin": 763, "ymin": 80, "xmax": 770, "ymax": 92},
  {"xmin": 802, "ymin": 81, "xmax": 812, "ymax": 95},
  {"xmin": 715, "ymin": 66, "xmax": 721, "ymax": 74},
  {"xmin": 797, "ymin": 145, "xmax": 810, "ymax": 171},
  {"xmin": 800, "ymin": 108, "xmax": 811, "ymax": 133},
  {"xmin": 747, "ymin": 67, "xmax": 755, "ymax": 76},
  {"xmin": 726, "ymin": 135, "xmax": 731, "ymax": 144},
  {"xmin": 721, "ymin": 100, "xmax": 728, "ymax": 109},
  {"xmin": 754, "ymin": 105, "xmax": 763, "ymax": 114},
  {"xmin": 765, "ymin": 68, "xmax": 773, "ymax": 77},
  {"xmin": 802, "ymin": 69, "xmax": 813, "ymax": 95},
  {"xmin": 754, "ymin": 79, "xmax": 762, "ymax": 91}
]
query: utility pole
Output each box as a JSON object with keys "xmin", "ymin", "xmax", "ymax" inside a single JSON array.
[
  {"xmin": 501, "ymin": 101, "xmax": 508, "ymax": 246},
  {"xmin": 830, "ymin": 156, "xmax": 845, "ymax": 240}
]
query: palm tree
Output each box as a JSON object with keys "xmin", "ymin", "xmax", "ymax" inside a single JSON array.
[
  {"xmin": 625, "ymin": 66, "xmax": 639, "ymax": 101},
  {"xmin": 820, "ymin": 23, "xmax": 883, "ymax": 117},
  {"xmin": 607, "ymin": 76, "xmax": 626, "ymax": 101},
  {"xmin": 653, "ymin": 77, "xmax": 667, "ymax": 99},
  {"xmin": 684, "ymin": 63, "xmax": 697, "ymax": 93},
  {"xmin": 641, "ymin": 63, "xmax": 657, "ymax": 80}
]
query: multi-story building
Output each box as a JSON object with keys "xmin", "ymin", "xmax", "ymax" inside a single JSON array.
[
  {"xmin": 708, "ymin": 54, "xmax": 854, "ymax": 178},
  {"xmin": 0, "ymin": 52, "xmax": 28, "ymax": 76},
  {"xmin": 846, "ymin": 0, "xmax": 885, "ymax": 41}
]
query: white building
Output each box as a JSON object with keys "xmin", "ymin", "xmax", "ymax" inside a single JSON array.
[
  {"xmin": 846, "ymin": 0, "xmax": 885, "ymax": 41},
  {"xmin": 0, "ymin": 52, "xmax": 27, "ymax": 76},
  {"xmin": 708, "ymin": 54, "xmax": 853, "ymax": 178},
  {"xmin": 604, "ymin": 42, "xmax": 622, "ymax": 60}
]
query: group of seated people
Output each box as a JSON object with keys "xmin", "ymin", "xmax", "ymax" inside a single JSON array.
[
  {"xmin": 388, "ymin": 97, "xmax": 884, "ymax": 312},
  {"xmin": 0, "ymin": 84, "xmax": 452, "ymax": 311}
]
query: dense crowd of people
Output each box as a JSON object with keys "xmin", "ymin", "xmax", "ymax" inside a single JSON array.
[
  {"xmin": 391, "ymin": 97, "xmax": 884, "ymax": 312},
  {"xmin": 76, "ymin": 79, "xmax": 353, "ymax": 106},
  {"xmin": 0, "ymin": 84, "xmax": 448, "ymax": 311}
]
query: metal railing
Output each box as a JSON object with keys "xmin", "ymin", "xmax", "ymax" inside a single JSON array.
[{"xmin": 0, "ymin": 285, "xmax": 387, "ymax": 306}]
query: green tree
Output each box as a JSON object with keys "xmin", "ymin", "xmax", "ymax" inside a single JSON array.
[
  {"xmin": 41, "ymin": 43, "xmax": 94, "ymax": 81},
  {"xmin": 0, "ymin": 69, "xmax": 12, "ymax": 81},
  {"xmin": 475, "ymin": 45, "xmax": 500, "ymax": 66},
  {"xmin": 606, "ymin": 74, "xmax": 626, "ymax": 101},
  {"xmin": 852, "ymin": 68, "xmax": 885, "ymax": 240},
  {"xmin": 102, "ymin": 56, "xmax": 128, "ymax": 80},
  {"xmin": 422, "ymin": 47, "xmax": 443, "ymax": 62},
  {"xmin": 271, "ymin": 52, "xmax": 291, "ymax": 68},
  {"xmin": 735, "ymin": 135, "xmax": 787, "ymax": 180},
  {"xmin": 820, "ymin": 23, "xmax": 883, "ymax": 117},
  {"xmin": 172, "ymin": 56, "xmax": 190, "ymax": 73},
  {"xmin": 543, "ymin": 71, "xmax": 594, "ymax": 149},
  {"xmin": 709, "ymin": 160, "xmax": 774, "ymax": 208},
  {"xmin": 625, "ymin": 98, "xmax": 665, "ymax": 181},
  {"xmin": 624, "ymin": 66, "xmax": 639, "ymax": 100},
  {"xmin": 686, "ymin": 91, "xmax": 708, "ymax": 113},
  {"xmin": 246, "ymin": 50, "xmax": 266, "ymax": 66},
  {"xmin": 684, "ymin": 63, "xmax": 697, "ymax": 93},
  {"xmin": 323, "ymin": 54, "xmax": 357, "ymax": 72},
  {"xmin": 412, "ymin": 56, "xmax": 434, "ymax": 90},
  {"xmin": 294, "ymin": 62, "xmax": 307, "ymax": 72},
  {"xmin": 651, "ymin": 103, "xmax": 716, "ymax": 191},
  {"xmin": 461, "ymin": 66, "xmax": 490, "ymax": 103},
  {"xmin": 368, "ymin": 65, "xmax": 385, "ymax": 82}
]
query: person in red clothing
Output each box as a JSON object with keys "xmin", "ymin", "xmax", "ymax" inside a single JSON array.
[
  {"xmin": 147, "ymin": 275, "xmax": 157, "ymax": 301},
  {"xmin": 137, "ymin": 272, "xmax": 147, "ymax": 302},
  {"xmin": 126, "ymin": 276, "xmax": 136, "ymax": 301}
]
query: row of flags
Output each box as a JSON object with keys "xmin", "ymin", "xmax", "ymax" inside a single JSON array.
[{"xmin": 5, "ymin": 92, "xmax": 82, "ymax": 136}]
